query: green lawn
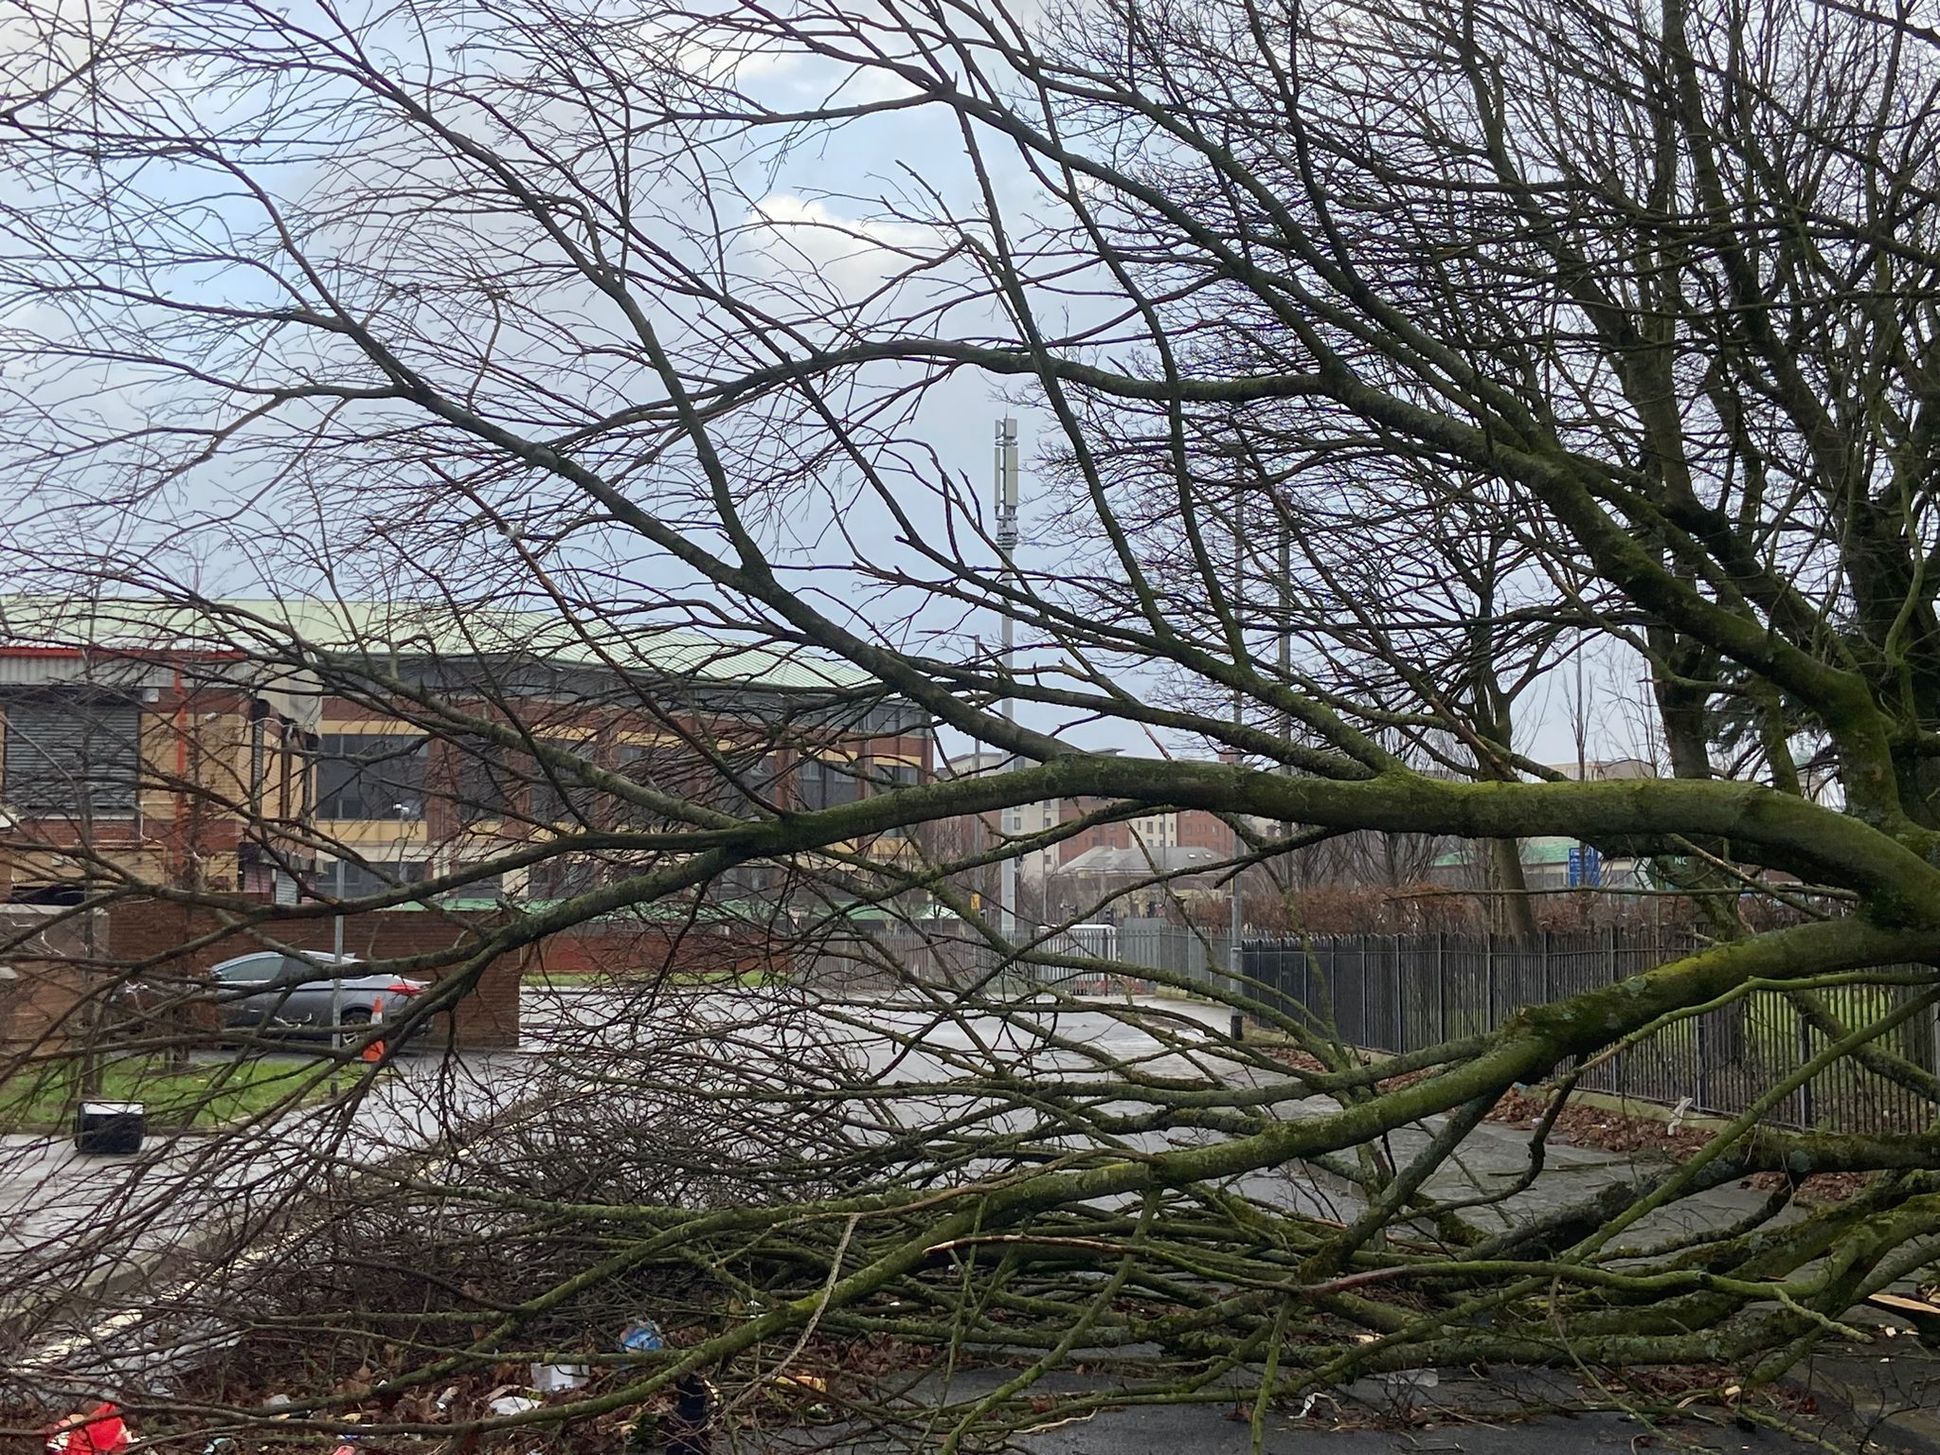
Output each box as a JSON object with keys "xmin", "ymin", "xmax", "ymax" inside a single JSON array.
[{"xmin": 0, "ymin": 1054, "xmax": 338, "ymax": 1134}]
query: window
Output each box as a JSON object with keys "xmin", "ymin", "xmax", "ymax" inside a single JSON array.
[
  {"xmin": 626, "ymin": 745, "xmax": 781, "ymax": 820},
  {"xmin": 864, "ymin": 759, "xmax": 921, "ymax": 792},
  {"xmin": 2, "ymin": 694, "xmax": 140, "ymax": 817},
  {"xmin": 314, "ymin": 734, "xmax": 426, "ymax": 819},
  {"xmin": 796, "ymin": 756, "xmax": 861, "ymax": 811},
  {"xmin": 713, "ymin": 861, "xmax": 780, "ymax": 905},
  {"xmin": 432, "ymin": 869, "xmax": 503, "ymax": 902},
  {"xmin": 864, "ymin": 758, "xmax": 922, "ymax": 838},
  {"xmin": 529, "ymin": 737, "xmax": 595, "ymax": 823},
  {"xmin": 213, "ymin": 953, "xmax": 279, "ymax": 985},
  {"xmin": 613, "ymin": 743, "xmax": 686, "ymax": 825},
  {"xmin": 716, "ymin": 751, "xmax": 780, "ymax": 817},
  {"xmin": 248, "ymin": 715, "xmax": 266, "ymax": 813},
  {"xmin": 527, "ymin": 856, "xmax": 602, "ymax": 900},
  {"xmin": 443, "ymin": 737, "xmax": 513, "ymax": 822},
  {"xmin": 321, "ymin": 858, "xmax": 429, "ymax": 898},
  {"xmin": 278, "ymin": 953, "xmax": 337, "ymax": 985}
]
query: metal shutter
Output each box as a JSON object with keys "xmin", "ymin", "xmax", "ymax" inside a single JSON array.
[{"xmin": 2, "ymin": 695, "xmax": 141, "ymax": 817}]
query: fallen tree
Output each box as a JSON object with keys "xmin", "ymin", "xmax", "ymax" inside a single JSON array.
[{"xmin": 2, "ymin": 0, "xmax": 1940, "ymax": 1444}]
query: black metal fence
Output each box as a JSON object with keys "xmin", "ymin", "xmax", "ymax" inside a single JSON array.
[
  {"xmin": 793, "ymin": 922, "xmax": 1937, "ymax": 1134},
  {"xmin": 1244, "ymin": 931, "xmax": 1940, "ymax": 1133}
]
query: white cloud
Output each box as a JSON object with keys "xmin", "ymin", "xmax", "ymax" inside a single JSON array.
[{"xmin": 740, "ymin": 192, "xmax": 949, "ymax": 302}]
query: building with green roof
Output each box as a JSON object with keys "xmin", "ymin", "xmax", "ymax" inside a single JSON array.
[{"xmin": 0, "ymin": 595, "xmax": 930, "ymax": 906}]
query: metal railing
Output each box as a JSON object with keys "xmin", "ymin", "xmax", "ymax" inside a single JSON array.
[
  {"xmin": 1243, "ymin": 930, "xmax": 1940, "ymax": 1134},
  {"xmin": 791, "ymin": 920, "xmax": 1938, "ymax": 1133}
]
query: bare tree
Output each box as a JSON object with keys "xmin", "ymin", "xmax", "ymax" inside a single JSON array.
[{"xmin": 1, "ymin": 0, "xmax": 1939, "ymax": 1446}]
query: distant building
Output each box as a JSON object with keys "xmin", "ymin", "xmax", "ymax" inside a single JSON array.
[
  {"xmin": 940, "ymin": 750, "xmax": 1133, "ymax": 886},
  {"xmin": 1429, "ymin": 835, "xmax": 1649, "ymax": 893},
  {"xmin": 1049, "ymin": 843, "xmax": 1227, "ymax": 920},
  {"xmin": 1419, "ymin": 761, "xmax": 1660, "ymax": 896},
  {"xmin": 1546, "ymin": 756, "xmax": 1658, "ymax": 781},
  {"xmin": 0, "ymin": 597, "xmax": 929, "ymax": 905}
]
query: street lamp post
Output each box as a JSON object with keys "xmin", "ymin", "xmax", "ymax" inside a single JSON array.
[
  {"xmin": 1230, "ymin": 480, "xmax": 1245, "ymax": 1002},
  {"xmin": 994, "ymin": 418, "xmax": 1021, "ymax": 946},
  {"xmin": 329, "ymin": 856, "xmax": 345, "ymax": 1046}
]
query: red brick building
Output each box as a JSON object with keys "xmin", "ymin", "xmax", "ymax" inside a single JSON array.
[
  {"xmin": 0, "ymin": 598, "xmax": 933, "ymax": 1046},
  {"xmin": 0, "ymin": 597, "xmax": 932, "ymax": 908}
]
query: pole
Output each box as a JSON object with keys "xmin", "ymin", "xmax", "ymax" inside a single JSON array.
[
  {"xmin": 1229, "ymin": 477, "xmax": 1245, "ymax": 998},
  {"xmin": 330, "ymin": 857, "xmax": 344, "ymax": 1047},
  {"xmin": 1279, "ymin": 507, "xmax": 1293, "ymax": 846},
  {"xmin": 1575, "ymin": 636, "xmax": 1590, "ymax": 901},
  {"xmin": 994, "ymin": 419, "xmax": 1021, "ymax": 947}
]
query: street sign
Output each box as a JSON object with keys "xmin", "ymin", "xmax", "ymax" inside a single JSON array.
[{"xmin": 1567, "ymin": 845, "xmax": 1602, "ymax": 888}]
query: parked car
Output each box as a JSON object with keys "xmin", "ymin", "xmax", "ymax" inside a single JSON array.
[{"xmin": 207, "ymin": 951, "xmax": 427, "ymax": 1037}]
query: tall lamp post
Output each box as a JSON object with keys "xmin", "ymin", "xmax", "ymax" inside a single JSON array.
[
  {"xmin": 994, "ymin": 418, "xmax": 1021, "ymax": 946},
  {"xmin": 329, "ymin": 854, "xmax": 346, "ymax": 1045},
  {"xmin": 1229, "ymin": 478, "xmax": 1245, "ymax": 1004}
]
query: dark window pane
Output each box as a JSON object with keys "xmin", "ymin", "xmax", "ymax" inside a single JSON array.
[
  {"xmin": 865, "ymin": 759, "xmax": 922, "ymax": 837},
  {"xmin": 280, "ymin": 954, "xmax": 338, "ymax": 984},
  {"xmin": 527, "ymin": 857, "xmax": 602, "ymax": 899},
  {"xmin": 613, "ymin": 743, "xmax": 686, "ymax": 825},
  {"xmin": 315, "ymin": 734, "xmax": 426, "ymax": 819},
  {"xmin": 713, "ymin": 861, "xmax": 779, "ymax": 905},
  {"xmin": 441, "ymin": 871, "xmax": 504, "ymax": 901},
  {"xmin": 329, "ymin": 858, "xmax": 429, "ymax": 898},
  {"xmin": 864, "ymin": 759, "xmax": 921, "ymax": 790},
  {"xmin": 529, "ymin": 737, "xmax": 596, "ymax": 823},
  {"xmin": 618, "ymin": 744, "xmax": 778, "ymax": 821},
  {"xmin": 214, "ymin": 953, "xmax": 279, "ymax": 984},
  {"xmin": 442, "ymin": 737, "xmax": 512, "ymax": 822},
  {"xmin": 715, "ymin": 751, "xmax": 780, "ymax": 817},
  {"xmin": 797, "ymin": 756, "xmax": 861, "ymax": 811}
]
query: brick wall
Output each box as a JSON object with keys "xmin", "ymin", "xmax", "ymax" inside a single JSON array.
[
  {"xmin": 1173, "ymin": 808, "xmax": 1237, "ymax": 852},
  {"xmin": 100, "ymin": 900, "xmax": 788, "ymax": 1047},
  {"xmin": 0, "ymin": 908, "xmax": 97, "ymax": 1052}
]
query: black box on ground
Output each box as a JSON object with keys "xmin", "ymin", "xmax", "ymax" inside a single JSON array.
[{"xmin": 73, "ymin": 1101, "xmax": 145, "ymax": 1155}]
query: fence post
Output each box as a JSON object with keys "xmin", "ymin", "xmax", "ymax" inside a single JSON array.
[
  {"xmin": 1931, "ymin": 997, "xmax": 1940, "ymax": 1089},
  {"xmin": 1485, "ymin": 931, "xmax": 1496, "ymax": 1031},
  {"xmin": 1539, "ymin": 929, "xmax": 1551, "ymax": 1007},
  {"xmin": 1395, "ymin": 937, "xmax": 1407, "ymax": 1051},
  {"xmin": 1436, "ymin": 932, "xmax": 1446, "ymax": 1044},
  {"xmin": 1799, "ymin": 1015, "xmax": 1816, "ymax": 1128},
  {"xmin": 1695, "ymin": 999, "xmax": 1710, "ymax": 1112},
  {"xmin": 1360, "ymin": 940, "xmax": 1371, "ymax": 1047}
]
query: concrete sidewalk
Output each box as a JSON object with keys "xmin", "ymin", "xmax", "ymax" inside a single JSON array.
[
  {"xmin": 4, "ymin": 990, "xmax": 1931, "ymax": 1448},
  {"xmin": 0, "ymin": 1047, "xmax": 539, "ymax": 1331},
  {"xmin": 811, "ymin": 1360, "xmax": 1918, "ymax": 1453}
]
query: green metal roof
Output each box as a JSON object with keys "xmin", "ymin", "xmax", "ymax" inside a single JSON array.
[
  {"xmin": 0, "ymin": 595, "xmax": 881, "ymax": 694},
  {"xmin": 1432, "ymin": 835, "xmax": 1582, "ymax": 870}
]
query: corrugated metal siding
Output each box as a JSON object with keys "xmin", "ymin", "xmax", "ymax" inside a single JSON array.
[
  {"xmin": 0, "ymin": 596, "xmax": 886, "ymax": 691},
  {"xmin": 0, "ymin": 655, "xmax": 169, "ymax": 689}
]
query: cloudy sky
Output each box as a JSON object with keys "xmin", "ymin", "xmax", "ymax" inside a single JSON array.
[{"xmin": 0, "ymin": 0, "xmax": 1651, "ymax": 773}]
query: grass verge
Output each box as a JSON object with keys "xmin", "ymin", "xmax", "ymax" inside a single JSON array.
[{"xmin": 0, "ymin": 1053, "xmax": 339, "ymax": 1134}]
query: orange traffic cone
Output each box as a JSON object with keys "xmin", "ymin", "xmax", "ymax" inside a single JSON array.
[{"xmin": 361, "ymin": 996, "xmax": 387, "ymax": 1064}]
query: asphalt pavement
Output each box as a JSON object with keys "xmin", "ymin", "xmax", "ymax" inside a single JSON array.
[
  {"xmin": 800, "ymin": 1362, "xmax": 1892, "ymax": 1453},
  {"xmin": 3, "ymin": 985, "xmax": 1933, "ymax": 1452},
  {"xmin": 900, "ymin": 1409, "xmax": 1847, "ymax": 1453}
]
